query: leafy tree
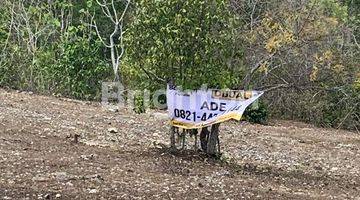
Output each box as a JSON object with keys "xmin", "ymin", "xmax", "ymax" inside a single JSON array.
[
  {"xmin": 0, "ymin": 0, "xmax": 358, "ymax": 129},
  {"xmin": 233, "ymin": 0, "xmax": 359, "ymax": 129},
  {"xmin": 126, "ymin": 0, "xmax": 244, "ymax": 90}
]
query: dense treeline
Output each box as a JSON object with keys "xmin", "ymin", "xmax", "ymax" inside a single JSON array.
[{"xmin": 0, "ymin": 0, "xmax": 358, "ymax": 130}]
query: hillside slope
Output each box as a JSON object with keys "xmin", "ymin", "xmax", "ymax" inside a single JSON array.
[{"xmin": 0, "ymin": 89, "xmax": 359, "ymax": 199}]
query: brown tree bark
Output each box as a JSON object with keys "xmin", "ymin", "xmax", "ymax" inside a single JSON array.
[
  {"xmin": 206, "ymin": 123, "xmax": 220, "ymax": 155},
  {"xmin": 200, "ymin": 127, "xmax": 210, "ymax": 151}
]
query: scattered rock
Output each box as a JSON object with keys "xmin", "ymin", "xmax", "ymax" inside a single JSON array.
[
  {"xmin": 151, "ymin": 112, "xmax": 168, "ymax": 120},
  {"xmin": 32, "ymin": 175, "xmax": 49, "ymax": 182},
  {"xmin": 43, "ymin": 128, "xmax": 51, "ymax": 132},
  {"xmin": 66, "ymin": 181, "xmax": 74, "ymax": 187},
  {"xmin": 331, "ymin": 167, "xmax": 339, "ymax": 172},
  {"xmin": 153, "ymin": 141, "xmax": 167, "ymax": 149},
  {"xmin": 88, "ymin": 189, "xmax": 98, "ymax": 194},
  {"xmin": 109, "ymin": 107, "xmax": 119, "ymax": 112},
  {"xmin": 2, "ymin": 89, "xmax": 360, "ymax": 199},
  {"xmin": 44, "ymin": 194, "xmax": 51, "ymax": 200},
  {"xmin": 52, "ymin": 172, "xmax": 77, "ymax": 181},
  {"xmin": 73, "ymin": 133, "xmax": 80, "ymax": 143},
  {"xmin": 108, "ymin": 127, "xmax": 118, "ymax": 133},
  {"xmin": 83, "ymin": 174, "xmax": 104, "ymax": 181},
  {"xmin": 43, "ymin": 117, "xmax": 52, "ymax": 121},
  {"xmin": 81, "ymin": 154, "xmax": 96, "ymax": 160}
]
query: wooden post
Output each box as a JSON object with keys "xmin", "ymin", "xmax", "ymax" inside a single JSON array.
[
  {"xmin": 170, "ymin": 126, "xmax": 176, "ymax": 150},
  {"xmin": 181, "ymin": 130, "xmax": 186, "ymax": 150},
  {"xmin": 194, "ymin": 130, "xmax": 198, "ymax": 150}
]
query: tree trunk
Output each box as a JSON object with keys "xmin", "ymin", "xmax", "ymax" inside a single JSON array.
[
  {"xmin": 200, "ymin": 127, "xmax": 210, "ymax": 151},
  {"xmin": 169, "ymin": 125, "xmax": 220, "ymax": 155},
  {"xmin": 206, "ymin": 123, "xmax": 220, "ymax": 155}
]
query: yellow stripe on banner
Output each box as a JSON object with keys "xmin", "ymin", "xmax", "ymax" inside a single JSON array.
[{"xmin": 170, "ymin": 113, "xmax": 243, "ymax": 129}]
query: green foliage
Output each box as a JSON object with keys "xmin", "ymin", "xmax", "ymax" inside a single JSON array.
[
  {"xmin": 133, "ymin": 94, "xmax": 146, "ymax": 114},
  {"xmin": 0, "ymin": 0, "xmax": 358, "ymax": 129},
  {"xmin": 0, "ymin": 1, "xmax": 112, "ymax": 100},
  {"xmin": 243, "ymin": 101, "xmax": 268, "ymax": 124},
  {"xmin": 322, "ymin": 86, "xmax": 359, "ymax": 130},
  {"xmin": 316, "ymin": 0, "xmax": 348, "ymax": 21},
  {"xmin": 126, "ymin": 0, "xmax": 245, "ymax": 90},
  {"xmin": 52, "ymin": 27, "xmax": 111, "ymax": 99},
  {"xmin": 0, "ymin": 3, "xmax": 9, "ymax": 62},
  {"xmin": 238, "ymin": 0, "xmax": 359, "ymax": 129}
]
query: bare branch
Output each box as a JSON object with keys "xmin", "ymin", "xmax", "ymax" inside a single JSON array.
[
  {"xmin": 91, "ymin": 0, "xmax": 131, "ymax": 81},
  {"xmin": 96, "ymin": 0, "xmax": 115, "ymax": 23},
  {"xmin": 90, "ymin": 15, "xmax": 112, "ymax": 48},
  {"xmin": 138, "ymin": 65, "xmax": 166, "ymax": 83},
  {"xmin": 250, "ymin": 0, "xmax": 257, "ymax": 31},
  {"xmin": 256, "ymin": 83, "xmax": 292, "ymax": 92},
  {"xmin": 352, "ymin": 33, "xmax": 360, "ymax": 50},
  {"xmin": 336, "ymin": 104, "xmax": 358, "ymax": 129},
  {"xmin": 111, "ymin": 0, "xmax": 118, "ymax": 23},
  {"xmin": 241, "ymin": 52, "xmax": 275, "ymax": 88},
  {"xmin": 116, "ymin": 22, "xmax": 124, "ymax": 70},
  {"xmin": 1, "ymin": 3, "xmax": 15, "ymax": 56},
  {"xmin": 119, "ymin": 0, "xmax": 131, "ymax": 22}
]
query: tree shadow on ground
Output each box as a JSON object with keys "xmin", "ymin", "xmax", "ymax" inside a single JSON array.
[{"xmin": 142, "ymin": 146, "xmax": 359, "ymax": 191}]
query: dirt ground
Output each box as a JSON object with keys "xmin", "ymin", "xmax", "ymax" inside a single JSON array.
[{"xmin": 0, "ymin": 89, "xmax": 360, "ymax": 199}]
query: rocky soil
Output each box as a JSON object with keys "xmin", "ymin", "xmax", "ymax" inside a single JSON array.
[{"xmin": 0, "ymin": 89, "xmax": 360, "ymax": 199}]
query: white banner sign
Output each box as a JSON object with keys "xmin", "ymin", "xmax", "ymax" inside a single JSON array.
[{"xmin": 166, "ymin": 85, "xmax": 264, "ymax": 129}]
